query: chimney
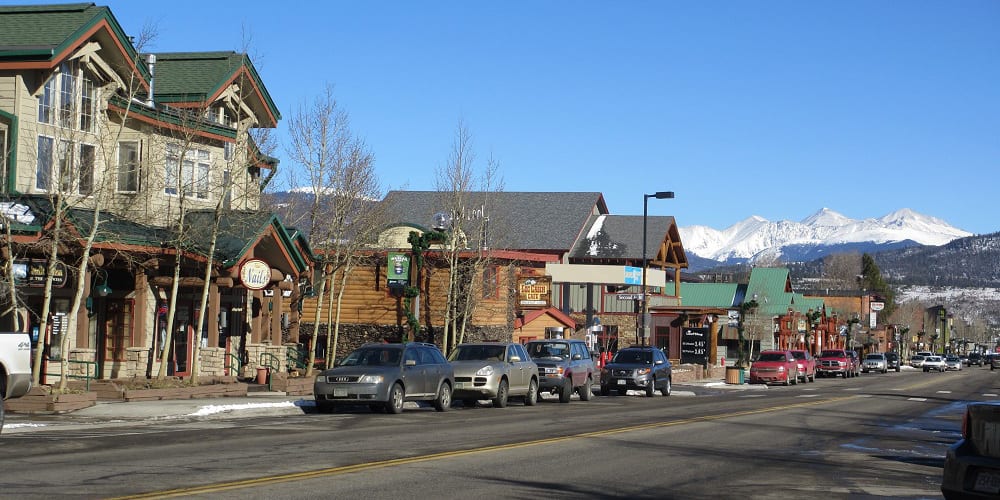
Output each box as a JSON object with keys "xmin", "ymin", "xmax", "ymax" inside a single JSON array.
[{"xmin": 145, "ymin": 53, "xmax": 156, "ymax": 107}]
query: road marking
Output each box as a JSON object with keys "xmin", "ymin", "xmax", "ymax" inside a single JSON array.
[
  {"xmin": 984, "ymin": 393, "xmax": 998, "ymax": 397},
  {"xmin": 908, "ymin": 397, "xmax": 928, "ymax": 402},
  {"xmin": 798, "ymin": 394, "xmax": 820, "ymax": 398},
  {"xmin": 937, "ymin": 390, "xmax": 952, "ymax": 394},
  {"xmin": 108, "ymin": 395, "xmax": 858, "ymax": 499}
]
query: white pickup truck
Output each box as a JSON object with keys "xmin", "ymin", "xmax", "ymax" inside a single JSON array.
[{"xmin": 1, "ymin": 331, "xmax": 33, "ymax": 434}]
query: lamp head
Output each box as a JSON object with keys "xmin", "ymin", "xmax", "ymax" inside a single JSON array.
[{"xmin": 653, "ymin": 191, "xmax": 675, "ymax": 199}]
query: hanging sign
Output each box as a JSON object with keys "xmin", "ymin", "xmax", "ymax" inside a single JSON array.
[
  {"xmin": 517, "ymin": 276, "xmax": 551, "ymax": 309},
  {"xmin": 239, "ymin": 259, "xmax": 271, "ymax": 290},
  {"xmin": 12, "ymin": 259, "xmax": 67, "ymax": 287},
  {"xmin": 387, "ymin": 252, "xmax": 410, "ymax": 286}
]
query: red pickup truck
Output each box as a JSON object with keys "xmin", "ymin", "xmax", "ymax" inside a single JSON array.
[{"xmin": 816, "ymin": 349, "xmax": 859, "ymax": 379}]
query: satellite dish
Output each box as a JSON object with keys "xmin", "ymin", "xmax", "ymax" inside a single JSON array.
[{"xmin": 432, "ymin": 212, "xmax": 453, "ymax": 231}]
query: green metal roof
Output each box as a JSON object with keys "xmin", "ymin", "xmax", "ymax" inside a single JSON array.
[
  {"xmin": 677, "ymin": 283, "xmax": 739, "ymax": 308},
  {"xmin": 184, "ymin": 210, "xmax": 308, "ymax": 271}
]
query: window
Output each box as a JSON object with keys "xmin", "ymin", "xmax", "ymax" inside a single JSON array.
[
  {"xmin": 78, "ymin": 144, "xmax": 95, "ymax": 195},
  {"xmin": 36, "ymin": 61, "xmax": 98, "ymax": 131},
  {"xmin": 165, "ymin": 144, "xmax": 210, "ymax": 199},
  {"xmin": 35, "ymin": 136, "xmax": 53, "ymax": 191},
  {"xmin": 117, "ymin": 142, "xmax": 139, "ymax": 193}
]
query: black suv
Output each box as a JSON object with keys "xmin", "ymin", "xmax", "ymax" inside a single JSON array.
[
  {"xmin": 525, "ymin": 339, "xmax": 596, "ymax": 403},
  {"xmin": 314, "ymin": 342, "xmax": 454, "ymax": 414},
  {"xmin": 884, "ymin": 352, "xmax": 901, "ymax": 372},
  {"xmin": 967, "ymin": 352, "xmax": 983, "ymax": 367},
  {"xmin": 599, "ymin": 346, "xmax": 672, "ymax": 397}
]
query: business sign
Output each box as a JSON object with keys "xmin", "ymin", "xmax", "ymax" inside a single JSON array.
[
  {"xmin": 681, "ymin": 327, "xmax": 709, "ymax": 366},
  {"xmin": 239, "ymin": 259, "xmax": 271, "ymax": 290},
  {"xmin": 517, "ymin": 276, "xmax": 551, "ymax": 309},
  {"xmin": 623, "ymin": 266, "xmax": 642, "ymax": 285},
  {"xmin": 387, "ymin": 252, "xmax": 410, "ymax": 286},
  {"xmin": 615, "ymin": 293, "xmax": 645, "ymax": 301},
  {"xmin": 870, "ymin": 301, "xmax": 884, "ymax": 312},
  {"xmin": 12, "ymin": 259, "xmax": 68, "ymax": 288}
]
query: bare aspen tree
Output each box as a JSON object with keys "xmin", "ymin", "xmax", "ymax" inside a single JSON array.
[
  {"xmin": 279, "ymin": 84, "xmax": 381, "ymax": 374},
  {"xmin": 433, "ymin": 122, "xmax": 504, "ymax": 354}
]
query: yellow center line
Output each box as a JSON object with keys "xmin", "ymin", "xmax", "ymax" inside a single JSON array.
[{"xmin": 110, "ymin": 395, "xmax": 857, "ymax": 499}]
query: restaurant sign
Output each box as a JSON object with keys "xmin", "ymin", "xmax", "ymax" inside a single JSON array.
[
  {"xmin": 517, "ymin": 276, "xmax": 552, "ymax": 309},
  {"xmin": 12, "ymin": 259, "xmax": 68, "ymax": 287},
  {"xmin": 387, "ymin": 252, "xmax": 410, "ymax": 286}
]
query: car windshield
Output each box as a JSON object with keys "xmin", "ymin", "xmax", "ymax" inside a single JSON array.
[
  {"xmin": 449, "ymin": 345, "xmax": 506, "ymax": 362},
  {"xmin": 612, "ymin": 350, "xmax": 651, "ymax": 364},
  {"xmin": 757, "ymin": 353, "xmax": 787, "ymax": 362},
  {"xmin": 866, "ymin": 354, "xmax": 883, "ymax": 360},
  {"xmin": 819, "ymin": 351, "xmax": 845, "ymax": 358},
  {"xmin": 339, "ymin": 347, "xmax": 401, "ymax": 367},
  {"xmin": 946, "ymin": 357, "xmax": 960, "ymax": 362},
  {"xmin": 792, "ymin": 351, "xmax": 807, "ymax": 360},
  {"xmin": 911, "ymin": 356, "xmax": 924, "ymax": 360},
  {"xmin": 526, "ymin": 342, "xmax": 569, "ymax": 360}
]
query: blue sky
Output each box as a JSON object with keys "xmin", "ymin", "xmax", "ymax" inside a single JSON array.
[{"xmin": 31, "ymin": 1, "xmax": 1000, "ymax": 233}]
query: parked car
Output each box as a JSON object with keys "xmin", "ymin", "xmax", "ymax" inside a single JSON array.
[
  {"xmin": 817, "ymin": 349, "xmax": 859, "ymax": 378},
  {"xmin": 884, "ymin": 352, "xmax": 901, "ymax": 372},
  {"xmin": 990, "ymin": 353, "xmax": 1000, "ymax": 371},
  {"xmin": 910, "ymin": 355, "xmax": 926, "ymax": 368},
  {"xmin": 945, "ymin": 355, "xmax": 964, "ymax": 371},
  {"xmin": 790, "ymin": 349, "xmax": 816, "ymax": 383},
  {"xmin": 599, "ymin": 346, "xmax": 672, "ymax": 397},
  {"xmin": 967, "ymin": 352, "xmax": 984, "ymax": 367},
  {"xmin": 313, "ymin": 342, "xmax": 454, "ymax": 414},
  {"xmin": 448, "ymin": 342, "xmax": 539, "ymax": 408},
  {"xmin": 923, "ymin": 355, "xmax": 947, "ymax": 372},
  {"xmin": 862, "ymin": 353, "xmax": 888, "ymax": 374},
  {"xmin": 524, "ymin": 339, "xmax": 596, "ymax": 403},
  {"xmin": 941, "ymin": 401, "xmax": 1000, "ymax": 499},
  {"xmin": 749, "ymin": 350, "xmax": 800, "ymax": 386}
]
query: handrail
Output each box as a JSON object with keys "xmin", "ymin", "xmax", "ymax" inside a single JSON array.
[
  {"xmin": 286, "ymin": 345, "xmax": 309, "ymax": 371},
  {"xmin": 45, "ymin": 359, "xmax": 98, "ymax": 391},
  {"xmin": 224, "ymin": 352, "xmax": 243, "ymax": 378},
  {"xmin": 259, "ymin": 352, "xmax": 281, "ymax": 391}
]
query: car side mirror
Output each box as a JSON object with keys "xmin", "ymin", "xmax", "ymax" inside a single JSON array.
[
  {"xmin": 405, "ymin": 359, "xmax": 417, "ymax": 366},
  {"xmin": 509, "ymin": 355, "xmax": 521, "ymax": 362},
  {"xmin": 655, "ymin": 359, "xmax": 663, "ymax": 365},
  {"xmin": 572, "ymin": 354, "xmax": 582, "ymax": 360}
]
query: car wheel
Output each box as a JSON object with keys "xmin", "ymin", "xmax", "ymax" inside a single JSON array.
[
  {"xmin": 524, "ymin": 379, "xmax": 538, "ymax": 406},
  {"xmin": 660, "ymin": 376, "xmax": 672, "ymax": 396},
  {"xmin": 579, "ymin": 376, "xmax": 593, "ymax": 401},
  {"xmin": 462, "ymin": 399, "xmax": 478, "ymax": 408},
  {"xmin": 492, "ymin": 379, "xmax": 509, "ymax": 408},
  {"xmin": 923, "ymin": 367, "xmax": 929, "ymax": 373},
  {"xmin": 645, "ymin": 379, "xmax": 655, "ymax": 397},
  {"xmin": 316, "ymin": 401, "xmax": 335, "ymax": 414},
  {"xmin": 809, "ymin": 372, "xmax": 816, "ymax": 382},
  {"xmin": 784, "ymin": 375, "xmax": 791, "ymax": 386},
  {"xmin": 791, "ymin": 371, "xmax": 798, "ymax": 385},
  {"xmin": 896, "ymin": 367, "xmax": 900, "ymax": 373},
  {"xmin": 842, "ymin": 371, "xmax": 848, "ymax": 379},
  {"xmin": 600, "ymin": 385, "xmax": 610, "ymax": 396},
  {"xmin": 558, "ymin": 379, "xmax": 572, "ymax": 403},
  {"xmin": 433, "ymin": 382, "xmax": 452, "ymax": 412},
  {"xmin": 387, "ymin": 383, "xmax": 405, "ymax": 414}
]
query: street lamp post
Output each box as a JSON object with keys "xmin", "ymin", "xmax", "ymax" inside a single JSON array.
[{"xmin": 641, "ymin": 191, "xmax": 675, "ymax": 347}]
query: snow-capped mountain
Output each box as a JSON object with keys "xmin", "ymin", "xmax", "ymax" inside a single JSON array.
[{"xmin": 680, "ymin": 208, "xmax": 972, "ymax": 266}]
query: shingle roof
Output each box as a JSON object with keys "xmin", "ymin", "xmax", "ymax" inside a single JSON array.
[
  {"xmin": 0, "ymin": 3, "xmax": 105, "ymax": 56},
  {"xmin": 150, "ymin": 51, "xmax": 281, "ymax": 125},
  {"xmin": 380, "ymin": 191, "xmax": 607, "ymax": 252},
  {"xmin": 184, "ymin": 210, "xmax": 307, "ymax": 270},
  {"xmin": 569, "ymin": 214, "xmax": 679, "ymax": 263}
]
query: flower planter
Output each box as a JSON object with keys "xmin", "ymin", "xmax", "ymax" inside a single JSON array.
[{"xmin": 4, "ymin": 387, "xmax": 97, "ymax": 414}]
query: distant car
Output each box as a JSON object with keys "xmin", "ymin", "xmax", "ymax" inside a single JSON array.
[
  {"xmin": 749, "ymin": 350, "xmax": 799, "ymax": 386},
  {"xmin": 910, "ymin": 355, "xmax": 926, "ymax": 368},
  {"xmin": 923, "ymin": 355, "xmax": 947, "ymax": 372},
  {"xmin": 599, "ymin": 346, "xmax": 672, "ymax": 397},
  {"xmin": 990, "ymin": 354, "xmax": 1000, "ymax": 371},
  {"xmin": 817, "ymin": 349, "xmax": 858, "ymax": 379},
  {"xmin": 884, "ymin": 352, "xmax": 901, "ymax": 372},
  {"xmin": 944, "ymin": 356, "xmax": 963, "ymax": 371},
  {"xmin": 448, "ymin": 342, "xmax": 539, "ymax": 408},
  {"xmin": 790, "ymin": 349, "xmax": 816, "ymax": 383},
  {"xmin": 862, "ymin": 353, "xmax": 888, "ymax": 374},
  {"xmin": 941, "ymin": 401, "xmax": 1000, "ymax": 499},
  {"xmin": 525, "ymin": 339, "xmax": 596, "ymax": 403},
  {"xmin": 313, "ymin": 342, "xmax": 454, "ymax": 414},
  {"xmin": 967, "ymin": 352, "xmax": 983, "ymax": 367}
]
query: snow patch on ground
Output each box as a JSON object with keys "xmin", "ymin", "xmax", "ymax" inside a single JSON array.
[{"xmin": 188, "ymin": 401, "xmax": 296, "ymax": 417}]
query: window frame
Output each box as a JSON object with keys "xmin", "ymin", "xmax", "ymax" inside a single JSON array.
[{"xmin": 116, "ymin": 141, "xmax": 140, "ymax": 193}]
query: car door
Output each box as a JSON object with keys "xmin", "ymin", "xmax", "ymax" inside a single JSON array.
[
  {"xmin": 403, "ymin": 346, "xmax": 427, "ymax": 396},
  {"xmin": 653, "ymin": 349, "xmax": 669, "ymax": 380}
]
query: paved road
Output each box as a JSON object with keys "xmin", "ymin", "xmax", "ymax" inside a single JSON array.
[{"xmin": 2, "ymin": 366, "xmax": 992, "ymax": 499}]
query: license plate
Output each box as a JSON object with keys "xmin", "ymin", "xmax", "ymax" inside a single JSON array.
[
  {"xmin": 454, "ymin": 382, "xmax": 465, "ymax": 389},
  {"xmin": 333, "ymin": 389, "xmax": 347, "ymax": 397},
  {"xmin": 617, "ymin": 379, "xmax": 626, "ymax": 385},
  {"xmin": 974, "ymin": 469, "xmax": 1000, "ymax": 494}
]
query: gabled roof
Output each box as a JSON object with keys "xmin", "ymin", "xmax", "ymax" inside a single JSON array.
[
  {"xmin": 151, "ymin": 51, "xmax": 280, "ymax": 127},
  {"xmin": 568, "ymin": 214, "xmax": 687, "ymax": 268},
  {"xmin": 380, "ymin": 191, "xmax": 608, "ymax": 253},
  {"xmin": 745, "ymin": 267, "xmax": 795, "ymax": 316},
  {"xmin": 0, "ymin": 3, "xmax": 148, "ymax": 81},
  {"xmin": 672, "ymin": 283, "xmax": 739, "ymax": 308},
  {"xmin": 184, "ymin": 210, "xmax": 308, "ymax": 272},
  {"xmin": 514, "ymin": 307, "xmax": 576, "ymax": 330}
]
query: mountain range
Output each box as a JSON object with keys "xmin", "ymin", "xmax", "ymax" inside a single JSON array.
[{"xmin": 679, "ymin": 208, "xmax": 973, "ymax": 269}]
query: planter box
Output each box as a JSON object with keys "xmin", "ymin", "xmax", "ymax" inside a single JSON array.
[
  {"xmin": 90, "ymin": 379, "xmax": 248, "ymax": 402},
  {"xmin": 5, "ymin": 387, "xmax": 97, "ymax": 414}
]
